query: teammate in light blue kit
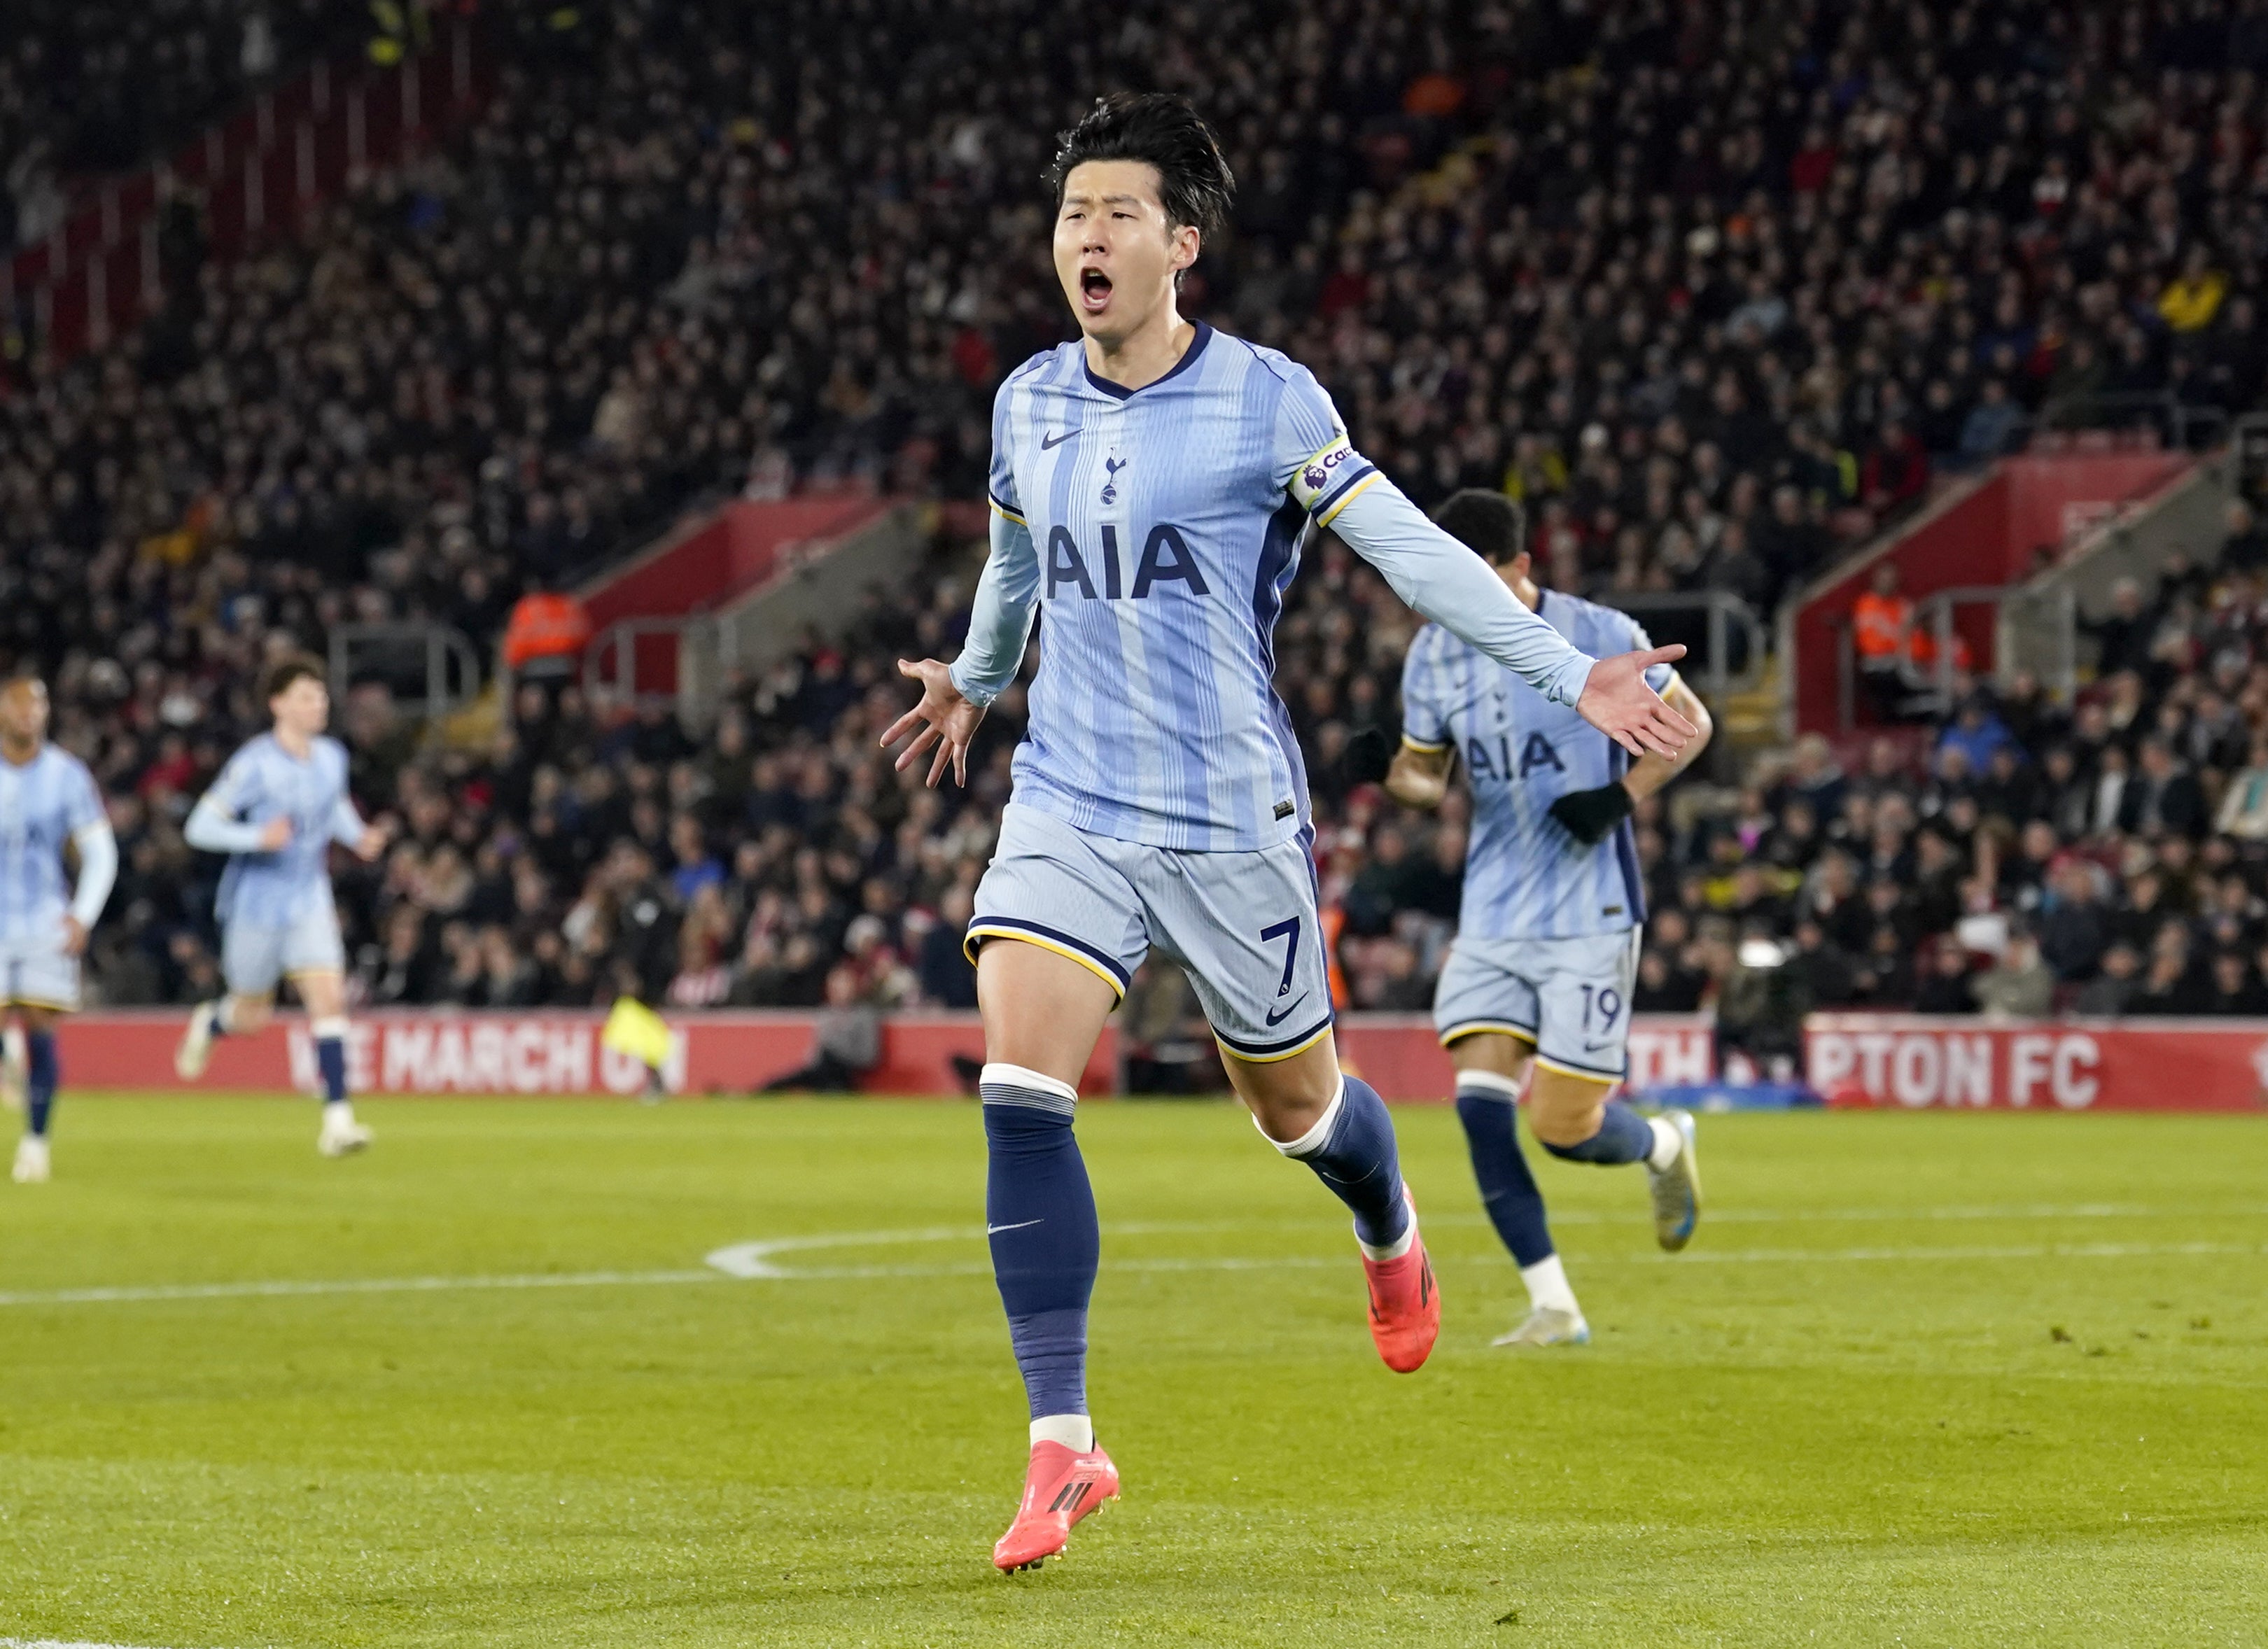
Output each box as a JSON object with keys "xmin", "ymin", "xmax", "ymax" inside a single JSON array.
[
  {"xmin": 881, "ymin": 94, "xmax": 1698, "ymax": 1572},
  {"xmin": 0, "ymin": 678, "xmax": 118, "ymax": 1184},
  {"xmin": 175, "ymin": 656, "xmax": 388, "ymax": 1156},
  {"xmin": 1388, "ymin": 491, "xmax": 1714, "ymax": 1349}
]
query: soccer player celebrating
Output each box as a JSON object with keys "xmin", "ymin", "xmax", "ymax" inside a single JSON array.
[
  {"xmin": 0, "ymin": 678, "xmax": 117, "ymax": 1184},
  {"xmin": 174, "ymin": 657, "xmax": 388, "ymax": 1156},
  {"xmin": 881, "ymin": 94, "xmax": 1696, "ymax": 1572},
  {"xmin": 1387, "ymin": 491, "xmax": 1714, "ymax": 1348}
]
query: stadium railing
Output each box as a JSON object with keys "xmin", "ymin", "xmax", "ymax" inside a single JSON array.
[
  {"xmin": 1597, "ymin": 591, "xmax": 1766, "ymax": 701},
  {"xmin": 328, "ymin": 622, "xmax": 485, "ymax": 720}
]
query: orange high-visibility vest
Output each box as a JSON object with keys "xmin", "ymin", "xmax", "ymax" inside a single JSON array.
[
  {"xmin": 1851, "ymin": 590, "xmax": 1910, "ymax": 661},
  {"xmin": 501, "ymin": 592, "xmax": 594, "ymax": 668}
]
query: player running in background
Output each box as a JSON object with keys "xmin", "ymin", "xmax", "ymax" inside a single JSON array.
[
  {"xmin": 881, "ymin": 94, "xmax": 1697, "ymax": 1573},
  {"xmin": 0, "ymin": 678, "xmax": 117, "ymax": 1184},
  {"xmin": 1386, "ymin": 491, "xmax": 1714, "ymax": 1347},
  {"xmin": 174, "ymin": 657, "xmax": 387, "ymax": 1156}
]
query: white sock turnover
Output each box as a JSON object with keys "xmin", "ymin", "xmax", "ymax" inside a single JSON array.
[
  {"xmin": 1030, "ymin": 1412, "xmax": 1095, "ymax": 1452},
  {"xmin": 1520, "ymin": 1254, "xmax": 1581, "ymax": 1316},
  {"xmin": 1645, "ymin": 1116, "xmax": 1681, "ymax": 1172}
]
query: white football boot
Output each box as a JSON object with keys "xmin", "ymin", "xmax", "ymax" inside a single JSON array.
[
  {"xmin": 12, "ymin": 1135, "xmax": 50, "ymax": 1184},
  {"xmin": 174, "ymin": 1003, "xmax": 220, "ymax": 1079},
  {"xmin": 317, "ymin": 1105, "xmax": 372, "ymax": 1158},
  {"xmin": 1492, "ymin": 1305, "xmax": 1590, "ymax": 1348}
]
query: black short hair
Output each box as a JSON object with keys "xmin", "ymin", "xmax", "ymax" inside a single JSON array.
[
  {"xmin": 1430, "ymin": 490, "xmax": 1526, "ymax": 565},
  {"xmin": 1049, "ymin": 92, "xmax": 1234, "ymax": 239},
  {"xmin": 264, "ymin": 653, "xmax": 326, "ymax": 703}
]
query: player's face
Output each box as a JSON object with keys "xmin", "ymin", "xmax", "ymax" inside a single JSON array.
[
  {"xmin": 1053, "ymin": 160, "xmax": 1198, "ymax": 343},
  {"xmin": 0, "ymin": 680, "xmax": 48, "ymax": 744},
  {"xmin": 270, "ymin": 676, "xmax": 330, "ymax": 737}
]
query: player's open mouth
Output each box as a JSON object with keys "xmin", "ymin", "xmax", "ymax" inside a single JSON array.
[{"xmin": 1079, "ymin": 267, "xmax": 1112, "ymax": 310}]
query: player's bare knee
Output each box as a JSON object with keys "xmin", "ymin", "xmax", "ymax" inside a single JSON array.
[
  {"xmin": 1449, "ymin": 1032, "xmax": 1532, "ymax": 1088},
  {"xmin": 1227, "ymin": 1039, "xmax": 1338, "ymax": 1142},
  {"xmin": 229, "ymin": 995, "xmax": 274, "ymax": 1034},
  {"xmin": 1526, "ymin": 1069, "xmax": 1612, "ymax": 1146}
]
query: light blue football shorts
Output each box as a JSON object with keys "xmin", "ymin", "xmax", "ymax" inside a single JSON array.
[
  {"xmin": 1433, "ymin": 927, "xmax": 1642, "ymax": 1083},
  {"xmin": 221, "ymin": 897, "xmax": 347, "ymax": 996},
  {"xmin": 967, "ymin": 801, "xmax": 1335, "ymax": 1062},
  {"xmin": 0, "ymin": 923, "xmax": 83, "ymax": 1012}
]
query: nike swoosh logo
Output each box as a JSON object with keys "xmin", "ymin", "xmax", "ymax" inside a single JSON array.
[
  {"xmin": 1041, "ymin": 428, "xmax": 1079, "ymax": 449},
  {"xmin": 1264, "ymin": 992, "xmax": 1312, "ymax": 1028},
  {"xmin": 1582, "ymin": 1040, "xmax": 1617, "ymax": 1053},
  {"xmin": 986, "ymin": 1219, "xmax": 1043, "ymax": 1235}
]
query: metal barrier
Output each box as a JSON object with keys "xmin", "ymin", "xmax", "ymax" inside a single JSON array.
[
  {"xmin": 1830, "ymin": 584, "xmax": 2080, "ymax": 729},
  {"xmin": 1593, "ymin": 591, "xmax": 1766, "ymax": 700},
  {"xmin": 327, "ymin": 622, "xmax": 482, "ymax": 718},
  {"xmin": 2034, "ymin": 391, "xmax": 2230, "ymax": 452},
  {"xmin": 583, "ymin": 617, "xmax": 702, "ymax": 711},
  {"xmin": 2232, "ymin": 411, "xmax": 2268, "ymax": 500}
]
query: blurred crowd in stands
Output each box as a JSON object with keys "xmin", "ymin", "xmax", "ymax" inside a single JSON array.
[
  {"xmin": 8, "ymin": 0, "xmax": 2268, "ymax": 1044},
  {"xmin": 2, "ymin": 1, "xmax": 363, "ymax": 252}
]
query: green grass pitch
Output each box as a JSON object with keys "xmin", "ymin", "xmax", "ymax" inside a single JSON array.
[{"xmin": 0, "ymin": 1097, "xmax": 2262, "ymax": 1648}]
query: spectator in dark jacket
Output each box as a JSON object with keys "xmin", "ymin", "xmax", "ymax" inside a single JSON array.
[
  {"xmin": 2036, "ymin": 860, "xmax": 2111, "ymax": 981},
  {"xmin": 1912, "ymin": 937, "xmax": 1978, "ymax": 1014},
  {"xmin": 2073, "ymin": 943, "xmax": 2143, "ymax": 1016},
  {"xmin": 2118, "ymin": 738, "xmax": 2208, "ymax": 838}
]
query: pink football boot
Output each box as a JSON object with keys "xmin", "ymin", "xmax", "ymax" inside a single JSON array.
[
  {"xmin": 993, "ymin": 1439, "xmax": 1120, "ymax": 1572},
  {"xmin": 1362, "ymin": 1191, "xmax": 1440, "ymax": 1373}
]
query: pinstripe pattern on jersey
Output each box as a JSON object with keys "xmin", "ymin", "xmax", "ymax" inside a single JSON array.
[
  {"xmin": 985, "ymin": 324, "xmax": 1352, "ymax": 852},
  {"xmin": 0, "ymin": 747, "xmax": 102, "ymax": 943},
  {"xmin": 1401, "ymin": 591, "xmax": 1670, "ymax": 941},
  {"xmin": 205, "ymin": 734, "xmax": 354, "ymax": 927}
]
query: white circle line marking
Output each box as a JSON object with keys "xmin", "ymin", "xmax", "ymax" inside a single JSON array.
[{"xmin": 0, "ymin": 1221, "xmax": 2262, "ymax": 1310}]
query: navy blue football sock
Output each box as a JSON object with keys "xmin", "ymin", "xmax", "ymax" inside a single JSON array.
[
  {"xmin": 1455, "ymin": 1074, "xmax": 1554, "ymax": 1268},
  {"xmin": 313, "ymin": 1019, "xmax": 349, "ymax": 1104},
  {"xmin": 981, "ymin": 1064, "xmax": 1098, "ymax": 1423},
  {"xmin": 1539, "ymin": 1097, "xmax": 1654, "ymax": 1165},
  {"xmin": 24, "ymin": 1031, "xmax": 57, "ymax": 1139},
  {"xmin": 1272, "ymin": 1074, "xmax": 1410, "ymax": 1252}
]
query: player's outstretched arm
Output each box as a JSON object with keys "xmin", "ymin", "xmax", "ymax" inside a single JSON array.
[
  {"xmin": 1573, "ymin": 646, "xmax": 1700, "ymax": 759},
  {"xmin": 880, "ymin": 659, "xmax": 988, "ymax": 789},
  {"xmin": 1550, "ymin": 675, "xmax": 1714, "ymax": 845},
  {"xmin": 881, "ymin": 503, "xmax": 1037, "ymax": 788},
  {"xmin": 1327, "ymin": 478, "xmax": 1696, "ymax": 757}
]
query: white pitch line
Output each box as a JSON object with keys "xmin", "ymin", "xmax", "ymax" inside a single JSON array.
[
  {"xmin": 1529, "ymin": 1201, "xmax": 2268, "ymax": 1228},
  {"xmin": 1595, "ymin": 1240, "xmax": 2268, "ymax": 1266},
  {"xmin": 2, "ymin": 1228, "xmax": 2262, "ymax": 1311},
  {"xmin": 0, "ymin": 1639, "xmax": 231, "ymax": 1649},
  {"xmin": 0, "ymin": 1268, "xmax": 719, "ymax": 1308}
]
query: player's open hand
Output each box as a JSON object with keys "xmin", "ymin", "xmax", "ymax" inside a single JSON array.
[
  {"xmin": 354, "ymin": 820, "xmax": 393, "ymax": 862},
  {"xmin": 58, "ymin": 914, "xmax": 88, "ymax": 957},
  {"xmin": 257, "ymin": 815, "xmax": 294, "ymax": 852},
  {"xmin": 880, "ymin": 659, "xmax": 988, "ymax": 788},
  {"xmin": 1576, "ymin": 645, "xmax": 1697, "ymax": 759}
]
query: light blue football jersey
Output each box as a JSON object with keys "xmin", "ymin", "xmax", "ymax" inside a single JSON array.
[
  {"xmin": 192, "ymin": 734, "xmax": 362, "ymax": 927},
  {"xmin": 963, "ymin": 322, "xmax": 1378, "ymax": 851},
  {"xmin": 1401, "ymin": 591, "xmax": 1672, "ymax": 942},
  {"xmin": 0, "ymin": 745, "xmax": 104, "ymax": 943}
]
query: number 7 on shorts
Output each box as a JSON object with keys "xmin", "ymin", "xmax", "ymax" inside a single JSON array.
[{"xmin": 1260, "ymin": 917, "xmax": 1301, "ymax": 998}]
